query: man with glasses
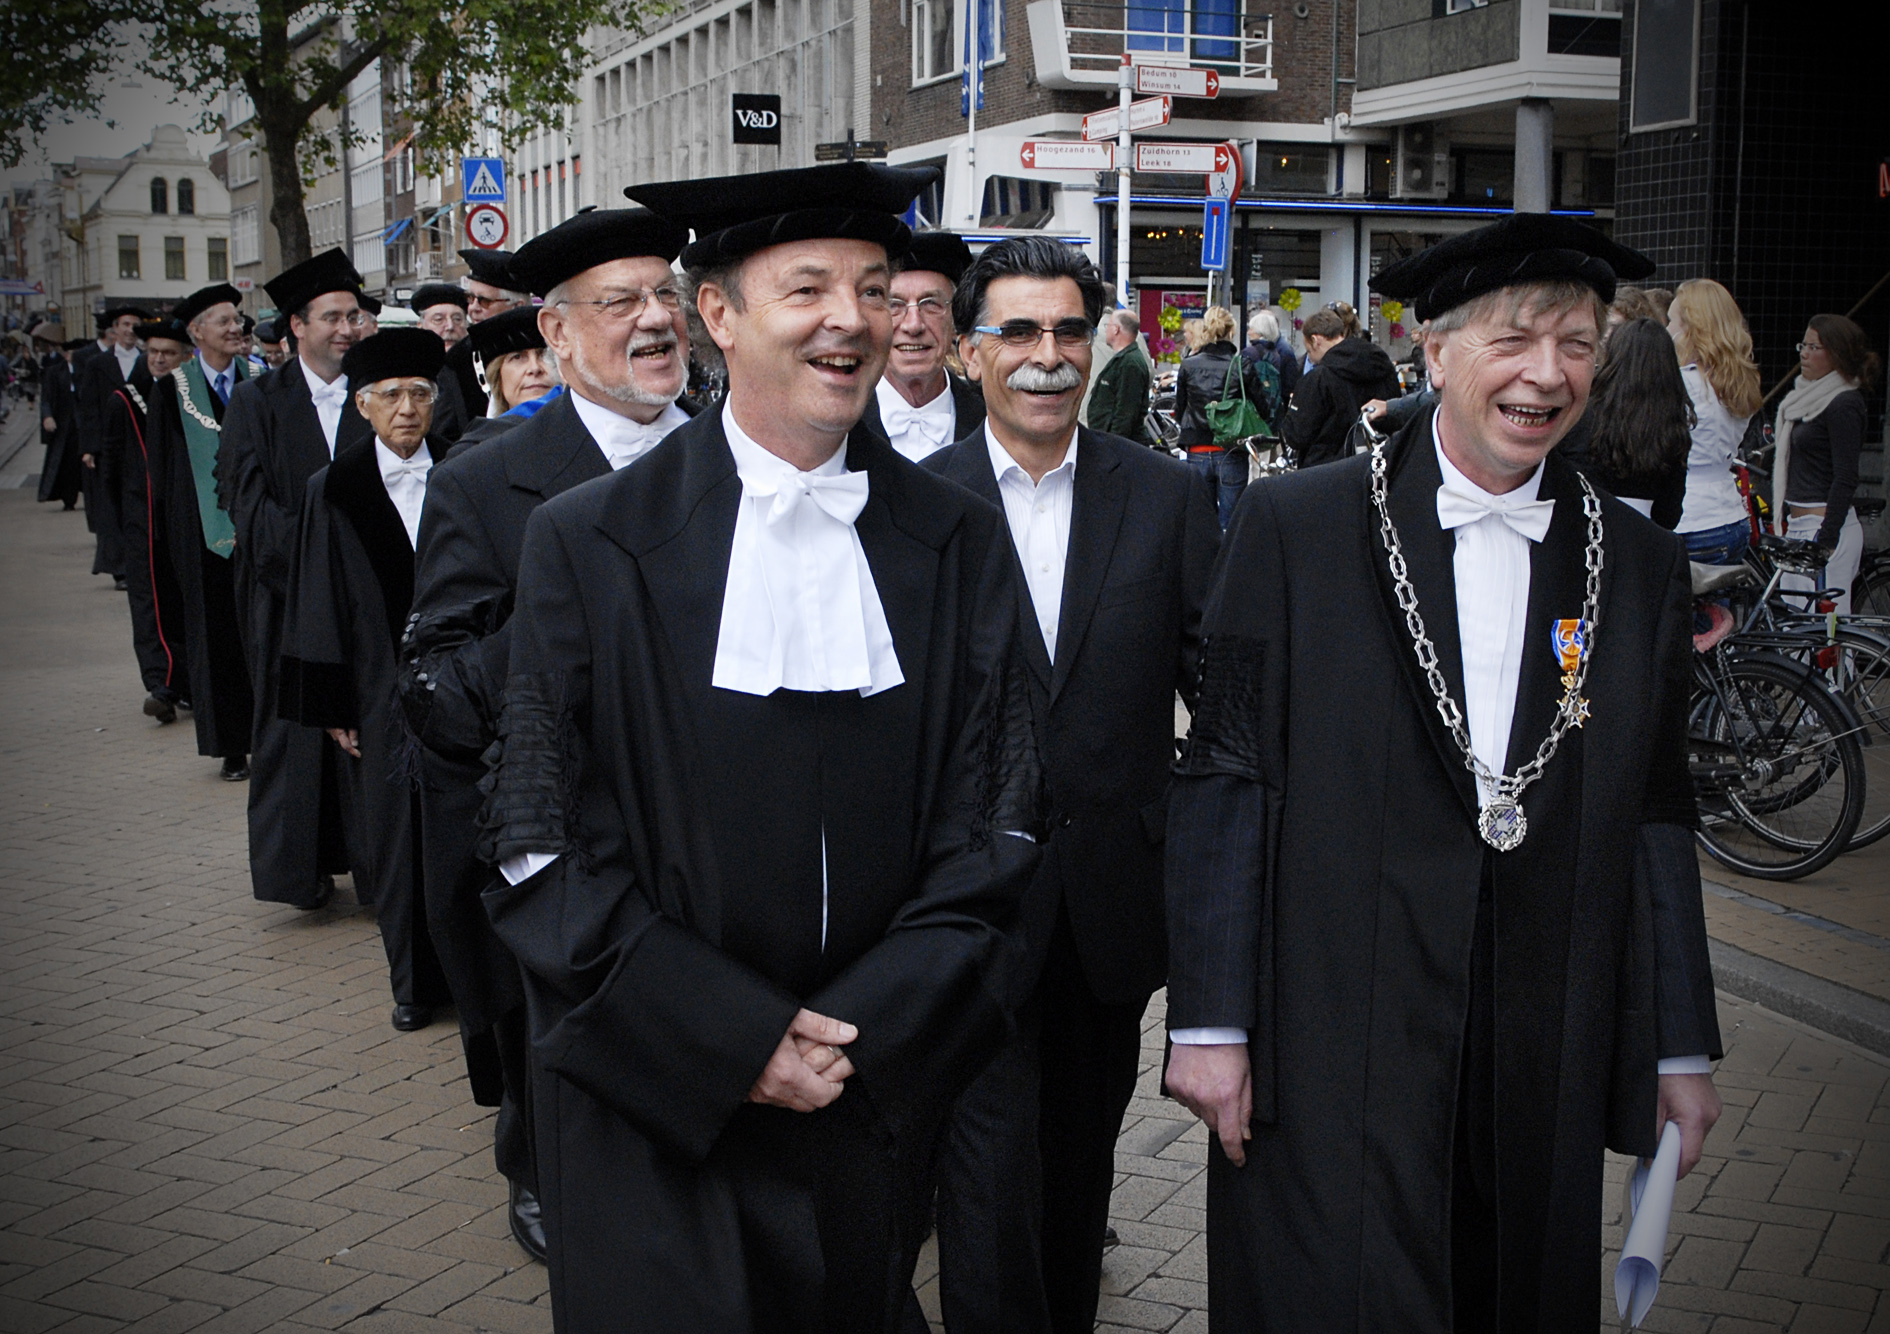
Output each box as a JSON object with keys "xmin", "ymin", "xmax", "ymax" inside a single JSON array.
[
  {"xmin": 280, "ymin": 328, "xmax": 456, "ymax": 1034},
  {"xmin": 399, "ymin": 207, "xmax": 697, "ymax": 1264},
  {"xmin": 923, "ymin": 235, "xmax": 1217, "ymax": 1334},
  {"xmin": 405, "ymin": 283, "xmax": 474, "ymax": 442},
  {"xmin": 220, "ymin": 248, "xmax": 374, "ymax": 911},
  {"xmin": 861, "ymin": 229, "xmax": 984, "ymax": 462}
]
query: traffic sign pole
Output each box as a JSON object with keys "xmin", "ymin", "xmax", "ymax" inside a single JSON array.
[{"xmin": 1116, "ymin": 56, "xmax": 1132, "ymax": 309}]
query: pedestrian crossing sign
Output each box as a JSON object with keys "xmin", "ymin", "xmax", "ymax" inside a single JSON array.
[{"xmin": 462, "ymin": 158, "xmax": 506, "ymax": 203}]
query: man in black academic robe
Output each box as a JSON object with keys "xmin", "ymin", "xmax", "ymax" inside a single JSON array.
[
  {"xmin": 1163, "ymin": 215, "xmax": 1724, "ymax": 1332},
  {"xmin": 922, "ymin": 239, "xmax": 1219, "ymax": 1334},
  {"xmin": 474, "ymin": 162, "xmax": 1041, "ymax": 1331},
  {"xmin": 108, "ymin": 318, "xmax": 193, "ymax": 720},
  {"xmin": 220, "ymin": 250, "xmax": 374, "ymax": 907},
  {"xmin": 37, "ymin": 339, "xmax": 82, "ymax": 508},
  {"xmin": 281, "ymin": 329, "xmax": 455, "ymax": 1030},
  {"xmin": 860, "ymin": 230, "xmax": 983, "ymax": 463},
  {"xmin": 76, "ymin": 305, "xmax": 150, "ymax": 580},
  {"xmin": 141, "ymin": 293, "xmax": 256, "ymax": 774},
  {"xmin": 401, "ymin": 208, "xmax": 700, "ymax": 1261}
]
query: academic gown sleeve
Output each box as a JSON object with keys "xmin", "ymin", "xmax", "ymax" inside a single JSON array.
[
  {"xmin": 276, "ymin": 472, "xmax": 359, "ymax": 731},
  {"xmin": 400, "ymin": 462, "xmax": 511, "ymax": 763},
  {"xmin": 219, "ymin": 382, "xmax": 296, "ymax": 597},
  {"xmin": 483, "ymin": 500, "xmax": 1043, "ymax": 1163}
]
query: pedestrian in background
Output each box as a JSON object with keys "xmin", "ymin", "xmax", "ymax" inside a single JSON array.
[
  {"xmin": 449, "ymin": 248, "xmax": 532, "ymax": 417},
  {"xmin": 1668, "ymin": 278, "xmax": 1761, "ymax": 565},
  {"xmin": 1281, "ymin": 306, "xmax": 1400, "ymax": 469},
  {"xmin": 453, "ymin": 306, "xmax": 561, "ymax": 446},
  {"xmin": 1174, "ymin": 305, "xmax": 1271, "ymax": 525},
  {"xmin": 1087, "ymin": 308, "xmax": 1155, "ymax": 447},
  {"xmin": 1560, "ymin": 317, "xmax": 1691, "ymax": 529},
  {"xmin": 1774, "ymin": 313, "xmax": 1877, "ymax": 613},
  {"xmin": 1241, "ymin": 307, "xmax": 1300, "ymax": 406},
  {"xmin": 36, "ymin": 331, "xmax": 82, "ymax": 509}
]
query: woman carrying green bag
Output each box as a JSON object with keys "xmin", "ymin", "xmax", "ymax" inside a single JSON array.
[{"xmin": 1174, "ymin": 305, "xmax": 1276, "ymax": 528}]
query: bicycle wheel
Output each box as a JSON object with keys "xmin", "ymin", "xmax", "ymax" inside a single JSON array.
[
  {"xmin": 1693, "ymin": 655, "xmax": 1865, "ymax": 879},
  {"xmin": 1856, "ymin": 565, "xmax": 1890, "ymax": 618},
  {"xmin": 1829, "ymin": 630, "xmax": 1890, "ymax": 849}
]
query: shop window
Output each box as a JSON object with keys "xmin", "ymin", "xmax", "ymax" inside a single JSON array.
[
  {"xmin": 1250, "ymin": 145, "xmax": 1330, "ymax": 195},
  {"xmin": 1453, "ymin": 149, "xmax": 1513, "ymax": 203}
]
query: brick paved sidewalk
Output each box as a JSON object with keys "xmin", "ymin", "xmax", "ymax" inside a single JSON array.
[{"xmin": 4, "ymin": 486, "xmax": 1887, "ymax": 1333}]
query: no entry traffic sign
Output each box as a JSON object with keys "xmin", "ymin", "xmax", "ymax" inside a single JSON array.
[{"xmin": 465, "ymin": 203, "xmax": 508, "ymax": 249}]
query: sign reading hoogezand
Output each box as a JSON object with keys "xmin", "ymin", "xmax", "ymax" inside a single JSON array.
[
  {"xmin": 1133, "ymin": 141, "xmax": 1233, "ymax": 174},
  {"xmin": 1134, "ymin": 64, "xmax": 1221, "ymax": 98},
  {"xmin": 1019, "ymin": 140, "xmax": 1115, "ymax": 171}
]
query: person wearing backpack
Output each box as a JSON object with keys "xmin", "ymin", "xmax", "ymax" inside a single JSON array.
[
  {"xmin": 1282, "ymin": 307, "xmax": 1401, "ymax": 469},
  {"xmin": 1174, "ymin": 305, "xmax": 1276, "ymax": 527}
]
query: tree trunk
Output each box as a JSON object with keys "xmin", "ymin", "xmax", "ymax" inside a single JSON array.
[{"xmin": 263, "ymin": 121, "xmax": 313, "ymax": 272}]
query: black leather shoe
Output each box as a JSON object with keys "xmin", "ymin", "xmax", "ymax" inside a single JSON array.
[
  {"xmin": 219, "ymin": 755, "xmax": 249, "ymax": 781},
  {"xmin": 143, "ymin": 693, "xmax": 177, "ymax": 725},
  {"xmin": 1103, "ymin": 1225, "xmax": 1121, "ymax": 1251},
  {"xmin": 112, "ymin": 576, "xmax": 127, "ymax": 591},
  {"xmin": 391, "ymin": 1004, "xmax": 433, "ymax": 1032},
  {"xmin": 295, "ymin": 875, "xmax": 335, "ymax": 912},
  {"xmin": 509, "ymin": 1180, "xmax": 548, "ymax": 1263}
]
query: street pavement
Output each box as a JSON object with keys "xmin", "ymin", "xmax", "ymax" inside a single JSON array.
[{"xmin": 2, "ymin": 427, "xmax": 1887, "ymax": 1332}]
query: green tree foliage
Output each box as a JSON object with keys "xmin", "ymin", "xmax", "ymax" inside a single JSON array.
[{"xmin": 1, "ymin": 1, "xmax": 134, "ymax": 169}]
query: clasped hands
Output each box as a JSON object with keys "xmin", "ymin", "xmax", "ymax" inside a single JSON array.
[{"xmin": 747, "ymin": 1007, "xmax": 858, "ymax": 1112}]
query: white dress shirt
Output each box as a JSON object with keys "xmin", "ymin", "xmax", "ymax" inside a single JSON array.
[
  {"xmin": 375, "ymin": 440, "xmax": 433, "ymax": 547},
  {"xmin": 569, "ymin": 391, "xmax": 691, "ymax": 471},
  {"xmin": 876, "ymin": 376, "xmax": 958, "ymax": 463},
  {"xmin": 987, "ymin": 424, "xmax": 1078, "ymax": 660},
  {"xmin": 302, "ymin": 357, "xmax": 349, "ymax": 456},
  {"xmin": 710, "ymin": 402, "xmax": 903, "ymax": 699},
  {"xmin": 112, "ymin": 344, "xmax": 138, "ymax": 379},
  {"xmin": 1175, "ymin": 425, "xmax": 1708, "ymax": 1071}
]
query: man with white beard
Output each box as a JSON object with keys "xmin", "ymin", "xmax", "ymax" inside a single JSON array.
[{"xmin": 397, "ymin": 207, "xmax": 697, "ymax": 1264}]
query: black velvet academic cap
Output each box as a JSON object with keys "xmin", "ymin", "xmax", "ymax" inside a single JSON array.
[
  {"xmin": 902, "ymin": 231, "xmax": 973, "ymax": 286},
  {"xmin": 467, "ymin": 306, "xmax": 545, "ymax": 360},
  {"xmin": 359, "ymin": 292, "xmax": 383, "ymax": 315},
  {"xmin": 100, "ymin": 303, "xmax": 151, "ymax": 325},
  {"xmin": 409, "ymin": 283, "xmax": 468, "ymax": 313},
  {"xmin": 138, "ymin": 317, "xmax": 192, "ymax": 346},
  {"xmin": 172, "ymin": 284, "xmax": 243, "ymax": 327},
  {"xmin": 63, "ymin": 337, "xmax": 93, "ymax": 350},
  {"xmin": 263, "ymin": 248, "xmax": 362, "ymax": 317},
  {"xmin": 1369, "ymin": 213, "xmax": 1656, "ymax": 323},
  {"xmin": 506, "ymin": 208, "xmax": 688, "ymax": 297},
  {"xmin": 627, "ymin": 161, "xmax": 937, "ymax": 270},
  {"xmin": 341, "ymin": 328, "xmax": 447, "ymax": 386},
  {"xmin": 458, "ymin": 248, "xmax": 521, "ymax": 289},
  {"xmin": 253, "ymin": 318, "xmax": 282, "ymax": 344}
]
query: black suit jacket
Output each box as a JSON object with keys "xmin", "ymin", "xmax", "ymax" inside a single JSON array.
[
  {"xmin": 926, "ymin": 426, "xmax": 1219, "ymax": 1004},
  {"xmin": 75, "ymin": 347, "xmax": 138, "ymax": 456},
  {"xmin": 860, "ymin": 374, "xmax": 986, "ymax": 452}
]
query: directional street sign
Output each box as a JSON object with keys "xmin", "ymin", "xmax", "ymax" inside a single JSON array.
[
  {"xmin": 1200, "ymin": 197, "xmax": 1230, "ymax": 272},
  {"xmin": 1019, "ymin": 140, "xmax": 1115, "ymax": 171},
  {"xmin": 1082, "ymin": 95, "xmax": 1172, "ymax": 143},
  {"xmin": 1134, "ymin": 64, "xmax": 1221, "ymax": 99},
  {"xmin": 1133, "ymin": 141, "xmax": 1234, "ymax": 174},
  {"xmin": 462, "ymin": 157, "xmax": 506, "ymax": 203},
  {"xmin": 466, "ymin": 203, "xmax": 508, "ymax": 249}
]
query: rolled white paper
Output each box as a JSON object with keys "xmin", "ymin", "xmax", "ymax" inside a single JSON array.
[{"xmin": 1615, "ymin": 1120, "xmax": 1683, "ymax": 1328}]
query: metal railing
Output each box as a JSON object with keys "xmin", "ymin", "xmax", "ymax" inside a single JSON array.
[{"xmin": 1057, "ymin": 0, "xmax": 1274, "ymax": 81}]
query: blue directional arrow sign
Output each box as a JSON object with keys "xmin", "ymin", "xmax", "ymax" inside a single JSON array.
[
  {"xmin": 1200, "ymin": 197, "xmax": 1230, "ymax": 272},
  {"xmin": 462, "ymin": 157, "xmax": 506, "ymax": 203}
]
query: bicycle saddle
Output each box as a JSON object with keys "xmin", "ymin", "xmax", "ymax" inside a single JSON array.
[{"xmin": 1690, "ymin": 562, "xmax": 1756, "ymax": 596}]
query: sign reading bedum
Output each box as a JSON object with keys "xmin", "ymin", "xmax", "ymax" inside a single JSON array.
[{"xmin": 732, "ymin": 94, "xmax": 783, "ymax": 145}]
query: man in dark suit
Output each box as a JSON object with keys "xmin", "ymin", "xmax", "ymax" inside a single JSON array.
[
  {"xmin": 76, "ymin": 304, "xmax": 151, "ymax": 583},
  {"xmin": 219, "ymin": 248, "xmax": 374, "ymax": 909},
  {"xmin": 36, "ymin": 331, "xmax": 82, "ymax": 509},
  {"xmin": 923, "ymin": 236, "xmax": 1219, "ymax": 1334},
  {"xmin": 399, "ymin": 207, "xmax": 697, "ymax": 1263},
  {"xmin": 1085, "ymin": 308, "xmax": 1154, "ymax": 447},
  {"xmin": 1164, "ymin": 215, "xmax": 1723, "ymax": 1331},
  {"xmin": 861, "ymin": 230, "xmax": 984, "ymax": 462}
]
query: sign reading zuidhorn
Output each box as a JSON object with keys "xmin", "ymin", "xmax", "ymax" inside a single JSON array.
[{"xmin": 732, "ymin": 94, "xmax": 783, "ymax": 145}]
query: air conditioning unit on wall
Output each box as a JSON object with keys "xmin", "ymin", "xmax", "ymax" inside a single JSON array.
[{"xmin": 1393, "ymin": 123, "xmax": 1449, "ymax": 199}]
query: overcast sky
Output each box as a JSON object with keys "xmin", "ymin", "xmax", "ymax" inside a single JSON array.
[{"xmin": 13, "ymin": 78, "xmax": 222, "ymax": 180}]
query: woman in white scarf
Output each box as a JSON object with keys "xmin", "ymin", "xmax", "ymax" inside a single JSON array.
[{"xmin": 1774, "ymin": 313, "xmax": 1877, "ymax": 613}]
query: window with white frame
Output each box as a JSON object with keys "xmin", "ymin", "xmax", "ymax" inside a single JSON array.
[
  {"xmin": 228, "ymin": 141, "xmax": 260, "ymax": 188},
  {"xmin": 231, "ymin": 204, "xmax": 261, "ymax": 268},
  {"xmin": 914, "ymin": 0, "xmax": 1003, "ymax": 85}
]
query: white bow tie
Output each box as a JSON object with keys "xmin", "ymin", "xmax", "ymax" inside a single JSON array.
[
  {"xmin": 311, "ymin": 379, "xmax": 346, "ymax": 402},
  {"xmin": 748, "ymin": 468, "xmax": 870, "ymax": 528},
  {"xmin": 1436, "ymin": 485, "xmax": 1556, "ymax": 542},
  {"xmin": 384, "ymin": 459, "xmax": 430, "ymax": 481}
]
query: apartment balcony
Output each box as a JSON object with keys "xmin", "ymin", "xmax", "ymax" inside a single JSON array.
[{"xmin": 1026, "ymin": 0, "xmax": 1276, "ymax": 92}]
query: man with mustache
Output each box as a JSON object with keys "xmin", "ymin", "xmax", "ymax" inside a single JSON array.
[
  {"xmin": 1163, "ymin": 214, "xmax": 1722, "ymax": 1331},
  {"xmin": 399, "ymin": 207, "xmax": 698, "ymax": 1264},
  {"xmin": 922, "ymin": 236, "xmax": 1218, "ymax": 1333},
  {"xmin": 471, "ymin": 161, "xmax": 1041, "ymax": 1330},
  {"xmin": 860, "ymin": 229, "xmax": 983, "ymax": 462}
]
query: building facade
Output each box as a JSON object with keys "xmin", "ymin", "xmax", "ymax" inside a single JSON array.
[{"xmin": 55, "ymin": 125, "xmax": 232, "ymax": 322}]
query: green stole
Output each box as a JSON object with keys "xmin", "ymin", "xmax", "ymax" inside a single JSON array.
[{"xmin": 173, "ymin": 356, "xmax": 246, "ymax": 558}]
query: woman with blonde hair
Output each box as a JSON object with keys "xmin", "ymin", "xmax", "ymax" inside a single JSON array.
[
  {"xmin": 1174, "ymin": 304, "xmax": 1273, "ymax": 525},
  {"xmin": 1668, "ymin": 278, "xmax": 1761, "ymax": 565}
]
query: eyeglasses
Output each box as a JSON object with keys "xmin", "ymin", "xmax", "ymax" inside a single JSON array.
[
  {"xmin": 887, "ymin": 296, "xmax": 951, "ymax": 320},
  {"xmin": 973, "ymin": 319, "xmax": 1095, "ymax": 348},
  {"xmin": 1796, "ymin": 341, "xmax": 1825, "ymax": 354},
  {"xmin": 359, "ymin": 383, "xmax": 439, "ymax": 407},
  {"xmin": 423, "ymin": 310, "xmax": 469, "ymax": 330},
  {"xmin": 559, "ymin": 287, "xmax": 683, "ymax": 320},
  {"xmin": 309, "ymin": 309, "xmax": 367, "ymax": 329}
]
